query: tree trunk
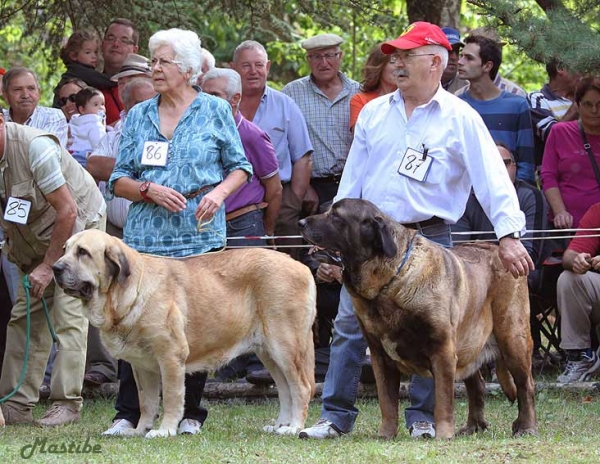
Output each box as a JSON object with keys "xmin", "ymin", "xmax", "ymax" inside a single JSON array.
[{"xmin": 406, "ymin": 0, "xmax": 461, "ymax": 27}]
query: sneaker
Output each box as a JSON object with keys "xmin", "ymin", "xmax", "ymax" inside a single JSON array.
[
  {"xmin": 558, "ymin": 350, "xmax": 600, "ymax": 383},
  {"xmin": 35, "ymin": 404, "xmax": 80, "ymax": 427},
  {"xmin": 409, "ymin": 421, "xmax": 436, "ymax": 439},
  {"xmin": 177, "ymin": 418, "xmax": 202, "ymax": 435},
  {"xmin": 1, "ymin": 402, "xmax": 33, "ymax": 425},
  {"xmin": 102, "ymin": 418, "xmax": 136, "ymax": 436},
  {"xmin": 298, "ymin": 419, "xmax": 343, "ymax": 439},
  {"xmin": 245, "ymin": 369, "xmax": 274, "ymax": 386}
]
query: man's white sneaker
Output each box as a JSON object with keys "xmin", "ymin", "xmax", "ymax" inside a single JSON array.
[
  {"xmin": 409, "ymin": 421, "xmax": 436, "ymax": 439},
  {"xmin": 177, "ymin": 418, "xmax": 202, "ymax": 435},
  {"xmin": 298, "ymin": 419, "xmax": 343, "ymax": 439},
  {"xmin": 557, "ymin": 350, "xmax": 600, "ymax": 383},
  {"xmin": 102, "ymin": 419, "xmax": 135, "ymax": 436}
]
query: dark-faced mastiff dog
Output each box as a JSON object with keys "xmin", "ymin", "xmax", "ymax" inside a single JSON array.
[
  {"xmin": 53, "ymin": 229, "xmax": 316, "ymax": 438},
  {"xmin": 299, "ymin": 199, "xmax": 537, "ymax": 439}
]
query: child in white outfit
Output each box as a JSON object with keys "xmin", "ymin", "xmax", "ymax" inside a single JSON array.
[{"xmin": 69, "ymin": 87, "xmax": 106, "ymax": 167}]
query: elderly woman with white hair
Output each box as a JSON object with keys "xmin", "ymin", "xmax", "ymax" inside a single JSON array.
[{"xmin": 105, "ymin": 28, "xmax": 252, "ymax": 437}]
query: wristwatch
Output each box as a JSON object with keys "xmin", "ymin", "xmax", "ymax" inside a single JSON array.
[
  {"xmin": 139, "ymin": 181, "xmax": 152, "ymax": 202},
  {"xmin": 501, "ymin": 231, "xmax": 522, "ymax": 240}
]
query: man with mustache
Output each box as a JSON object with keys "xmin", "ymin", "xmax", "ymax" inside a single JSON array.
[{"xmin": 299, "ymin": 21, "xmax": 533, "ymax": 441}]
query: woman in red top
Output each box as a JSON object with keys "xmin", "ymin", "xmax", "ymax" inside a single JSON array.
[{"xmin": 349, "ymin": 44, "xmax": 396, "ymax": 131}]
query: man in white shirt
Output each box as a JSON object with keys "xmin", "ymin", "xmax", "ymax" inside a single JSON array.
[
  {"xmin": 299, "ymin": 21, "xmax": 533, "ymax": 441},
  {"xmin": 2, "ymin": 67, "xmax": 68, "ymax": 147}
]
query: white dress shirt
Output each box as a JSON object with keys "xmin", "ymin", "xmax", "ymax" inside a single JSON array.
[
  {"xmin": 88, "ymin": 120, "xmax": 131, "ymax": 229},
  {"xmin": 336, "ymin": 85, "xmax": 525, "ymax": 239}
]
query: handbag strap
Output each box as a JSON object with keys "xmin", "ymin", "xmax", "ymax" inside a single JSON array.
[{"xmin": 578, "ymin": 119, "xmax": 600, "ymax": 189}]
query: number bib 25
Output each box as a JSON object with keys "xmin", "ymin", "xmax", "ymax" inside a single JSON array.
[
  {"xmin": 4, "ymin": 197, "xmax": 31, "ymax": 225},
  {"xmin": 141, "ymin": 141, "xmax": 169, "ymax": 167}
]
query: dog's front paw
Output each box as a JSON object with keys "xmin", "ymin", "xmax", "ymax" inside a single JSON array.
[
  {"xmin": 458, "ymin": 420, "xmax": 489, "ymax": 436},
  {"xmin": 145, "ymin": 428, "xmax": 177, "ymax": 438},
  {"xmin": 275, "ymin": 425, "xmax": 301, "ymax": 436}
]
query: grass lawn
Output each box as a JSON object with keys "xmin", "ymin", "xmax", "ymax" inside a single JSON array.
[{"xmin": 1, "ymin": 388, "xmax": 600, "ymax": 463}]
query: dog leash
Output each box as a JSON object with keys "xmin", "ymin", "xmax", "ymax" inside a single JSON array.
[
  {"xmin": 396, "ymin": 233, "xmax": 417, "ymax": 275},
  {"xmin": 0, "ymin": 275, "xmax": 57, "ymax": 405}
]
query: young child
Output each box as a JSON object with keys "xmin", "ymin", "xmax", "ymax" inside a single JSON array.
[
  {"xmin": 53, "ymin": 31, "xmax": 116, "ymax": 110},
  {"xmin": 69, "ymin": 87, "xmax": 107, "ymax": 167}
]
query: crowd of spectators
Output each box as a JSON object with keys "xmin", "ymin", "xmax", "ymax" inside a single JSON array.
[{"xmin": 1, "ymin": 18, "xmax": 600, "ymax": 438}]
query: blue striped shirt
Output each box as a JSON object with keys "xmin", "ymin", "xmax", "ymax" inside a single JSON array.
[{"xmin": 459, "ymin": 90, "xmax": 535, "ymax": 184}]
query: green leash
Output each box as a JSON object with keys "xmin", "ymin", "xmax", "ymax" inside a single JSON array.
[{"xmin": 0, "ymin": 274, "xmax": 57, "ymax": 404}]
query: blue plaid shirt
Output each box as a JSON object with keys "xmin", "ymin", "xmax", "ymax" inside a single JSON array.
[
  {"xmin": 282, "ymin": 72, "xmax": 359, "ymax": 178},
  {"xmin": 108, "ymin": 90, "xmax": 252, "ymax": 257}
]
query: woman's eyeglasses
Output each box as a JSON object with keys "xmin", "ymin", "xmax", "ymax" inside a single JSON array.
[{"xmin": 58, "ymin": 94, "xmax": 77, "ymax": 107}]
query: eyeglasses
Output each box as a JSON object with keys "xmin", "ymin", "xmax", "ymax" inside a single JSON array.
[
  {"xmin": 389, "ymin": 53, "xmax": 435, "ymax": 64},
  {"xmin": 103, "ymin": 35, "xmax": 136, "ymax": 46},
  {"xmin": 307, "ymin": 52, "xmax": 341, "ymax": 62},
  {"xmin": 148, "ymin": 57, "xmax": 182, "ymax": 69},
  {"xmin": 58, "ymin": 94, "xmax": 77, "ymax": 107},
  {"xmin": 502, "ymin": 159, "xmax": 515, "ymax": 167}
]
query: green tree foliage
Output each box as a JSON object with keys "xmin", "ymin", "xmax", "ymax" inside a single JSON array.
[
  {"xmin": 468, "ymin": 0, "xmax": 600, "ymax": 74},
  {"xmin": 0, "ymin": 0, "xmax": 551, "ymax": 101}
]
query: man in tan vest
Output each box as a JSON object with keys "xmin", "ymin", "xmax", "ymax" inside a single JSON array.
[{"xmin": 0, "ymin": 109, "xmax": 105, "ymax": 426}]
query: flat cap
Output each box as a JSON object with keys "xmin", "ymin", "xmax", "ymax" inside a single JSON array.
[{"xmin": 301, "ymin": 33, "xmax": 344, "ymax": 51}]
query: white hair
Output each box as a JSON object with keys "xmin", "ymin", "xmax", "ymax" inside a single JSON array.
[
  {"xmin": 420, "ymin": 44, "xmax": 449, "ymax": 70},
  {"xmin": 232, "ymin": 40, "xmax": 268, "ymax": 63},
  {"xmin": 148, "ymin": 28, "xmax": 202, "ymax": 85},
  {"xmin": 201, "ymin": 48, "xmax": 216, "ymax": 73},
  {"xmin": 202, "ymin": 68, "xmax": 241, "ymax": 98}
]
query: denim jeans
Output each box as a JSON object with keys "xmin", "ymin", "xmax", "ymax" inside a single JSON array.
[
  {"xmin": 321, "ymin": 221, "xmax": 453, "ymax": 433},
  {"xmin": 226, "ymin": 209, "xmax": 265, "ymax": 248}
]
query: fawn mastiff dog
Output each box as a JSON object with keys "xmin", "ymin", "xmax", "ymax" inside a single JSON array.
[
  {"xmin": 53, "ymin": 230, "xmax": 316, "ymax": 438},
  {"xmin": 299, "ymin": 199, "xmax": 537, "ymax": 439}
]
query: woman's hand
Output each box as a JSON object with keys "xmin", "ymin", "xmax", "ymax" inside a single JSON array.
[
  {"xmin": 553, "ymin": 210, "xmax": 573, "ymax": 229},
  {"xmin": 147, "ymin": 184, "xmax": 187, "ymax": 213},
  {"xmin": 195, "ymin": 190, "xmax": 225, "ymax": 222}
]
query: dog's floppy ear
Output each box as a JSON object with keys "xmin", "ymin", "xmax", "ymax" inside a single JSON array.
[
  {"xmin": 104, "ymin": 244, "xmax": 131, "ymax": 286},
  {"xmin": 373, "ymin": 216, "xmax": 397, "ymax": 258}
]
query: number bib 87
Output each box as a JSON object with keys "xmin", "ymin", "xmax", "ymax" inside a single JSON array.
[{"xmin": 397, "ymin": 148, "xmax": 433, "ymax": 182}]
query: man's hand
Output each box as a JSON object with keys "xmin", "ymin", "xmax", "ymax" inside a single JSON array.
[
  {"xmin": 316, "ymin": 263, "xmax": 342, "ymax": 284},
  {"xmin": 498, "ymin": 237, "xmax": 535, "ymax": 279},
  {"xmin": 302, "ymin": 185, "xmax": 319, "ymax": 216},
  {"xmin": 28, "ymin": 263, "xmax": 54, "ymax": 299}
]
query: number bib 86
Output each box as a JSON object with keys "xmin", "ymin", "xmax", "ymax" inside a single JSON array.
[{"xmin": 141, "ymin": 141, "xmax": 169, "ymax": 167}]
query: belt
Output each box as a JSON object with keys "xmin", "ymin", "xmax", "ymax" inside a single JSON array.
[
  {"xmin": 311, "ymin": 175, "xmax": 342, "ymax": 184},
  {"xmin": 226, "ymin": 202, "xmax": 268, "ymax": 221},
  {"xmin": 403, "ymin": 216, "xmax": 445, "ymax": 230},
  {"xmin": 184, "ymin": 183, "xmax": 218, "ymax": 200}
]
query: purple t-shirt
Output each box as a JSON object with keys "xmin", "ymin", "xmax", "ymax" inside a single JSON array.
[
  {"xmin": 541, "ymin": 120, "xmax": 600, "ymax": 227},
  {"xmin": 225, "ymin": 112, "xmax": 279, "ymax": 213}
]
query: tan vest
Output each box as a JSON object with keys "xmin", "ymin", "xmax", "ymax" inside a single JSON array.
[{"xmin": 0, "ymin": 122, "xmax": 105, "ymax": 272}]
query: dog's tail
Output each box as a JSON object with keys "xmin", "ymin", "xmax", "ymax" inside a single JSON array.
[{"xmin": 495, "ymin": 357, "xmax": 517, "ymax": 403}]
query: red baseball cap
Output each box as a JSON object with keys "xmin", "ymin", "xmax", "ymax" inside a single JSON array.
[
  {"xmin": 381, "ymin": 22, "xmax": 452, "ymax": 54},
  {"xmin": 0, "ymin": 68, "xmax": 5, "ymax": 75}
]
